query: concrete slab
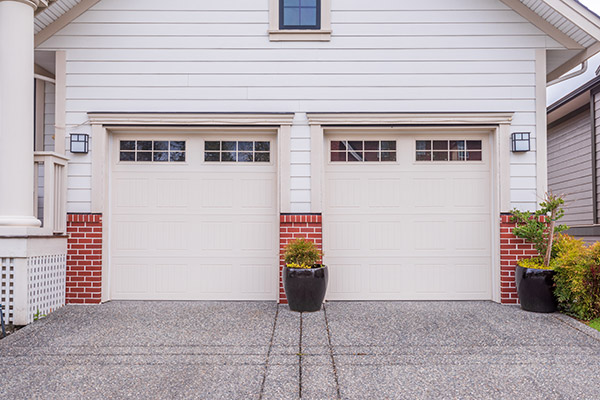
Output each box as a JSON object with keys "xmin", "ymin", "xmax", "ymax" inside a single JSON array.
[{"xmin": 1, "ymin": 300, "xmax": 599, "ymax": 399}]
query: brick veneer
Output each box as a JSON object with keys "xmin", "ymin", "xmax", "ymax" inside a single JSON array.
[
  {"xmin": 500, "ymin": 213, "xmax": 539, "ymax": 304},
  {"xmin": 66, "ymin": 213, "xmax": 103, "ymax": 304},
  {"xmin": 279, "ymin": 214, "xmax": 323, "ymax": 304}
]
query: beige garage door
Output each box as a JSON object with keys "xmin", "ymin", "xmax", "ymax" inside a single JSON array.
[
  {"xmin": 324, "ymin": 133, "xmax": 492, "ymax": 300},
  {"xmin": 110, "ymin": 133, "xmax": 278, "ymax": 300}
]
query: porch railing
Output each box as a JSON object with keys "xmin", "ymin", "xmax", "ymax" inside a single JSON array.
[{"xmin": 33, "ymin": 152, "xmax": 68, "ymax": 235}]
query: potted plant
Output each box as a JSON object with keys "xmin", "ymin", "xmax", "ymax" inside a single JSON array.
[
  {"xmin": 511, "ymin": 193, "xmax": 568, "ymax": 313},
  {"xmin": 282, "ymin": 238, "xmax": 328, "ymax": 312}
]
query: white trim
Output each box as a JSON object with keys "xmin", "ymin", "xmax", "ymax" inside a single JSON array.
[
  {"xmin": 88, "ymin": 113, "xmax": 296, "ymax": 126},
  {"xmin": 279, "ymin": 124, "xmax": 292, "ymax": 213},
  {"xmin": 548, "ymin": 42, "xmax": 600, "ymax": 82},
  {"xmin": 310, "ymin": 124, "xmax": 324, "ymax": 213},
  {"xmin": 268, "ymin": 0, "xmax": 331, "ymax": 42},
  {"xmin": 543, "ymin": 0, "xmax": 600, "ymax": 41},
  {"xmin": 500, "ymin": 0, "xmax": 584, "ymax": 50},
  {"xmin": 34, "ymin": 0, "xmax": 101, "ymax": 48},
  {"xmin": 536, "ymin": 49, "xmax": 548, "ymax": 203},
  {"xmin": 54, "ymin": 50, "xmax": 66, "ymax": 155},
  {"xmin": 306, "ymin": 113, "xmax": 514, "ymax": 126}
]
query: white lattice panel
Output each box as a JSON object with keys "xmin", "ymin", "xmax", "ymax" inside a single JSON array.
[
  {"xmin": 27, "ymin": 255, "xmax": 66, "ymax": 324},
  {"xmin": 1, "ymin": 258, "xmax": 15, "ymax": 324}
]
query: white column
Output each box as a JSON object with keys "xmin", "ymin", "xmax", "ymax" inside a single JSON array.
[{"xmin": 0, "ymin": 0, "xmax": 41, "ymax": 227}]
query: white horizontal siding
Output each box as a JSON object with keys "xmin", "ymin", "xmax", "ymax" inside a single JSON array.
[
  {"xmin": 36, "ymin": 0, "xmax": 549, "ymax": 212},
  {"xmin": 44, "ymin": 83, "xmax": 55, "ymax": 151}
]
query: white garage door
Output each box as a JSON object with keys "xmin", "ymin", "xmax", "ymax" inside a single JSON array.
[
  {"xmin": 110, "ymin": 134, "xmax": 278, "ymax": 300},
  {"xmin": 324, "ymin": 133, "xmax": 492, "ymax": 300}
]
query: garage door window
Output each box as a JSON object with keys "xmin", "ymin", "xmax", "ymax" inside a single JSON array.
[
  {"xmin": 119, "ymin": 140, "xmax": 186, "ymax": 162},
  {"xmin": 416, "ymin": 140, "xmax": 482, "ymax": 162},
  {"xmin": 330, "ymin": 140, "xmax": 396, "ymax": 162},
  {"xmin": 204, "ymin": 141, "xmax": 271, "ymax": 163}
]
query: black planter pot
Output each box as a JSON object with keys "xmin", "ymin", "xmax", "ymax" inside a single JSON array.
[
  {"xmin": 283, "ymin": 265, "xmax": 328, "ymax": 312},
  {"xmin": 515, "ymin": 265, "xmax": 558, "ymax": 313}
]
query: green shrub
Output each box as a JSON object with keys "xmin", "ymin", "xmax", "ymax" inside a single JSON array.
[
  {"xmin": 283, "ymin": 238, "xmax": 322, "ymax": 268},
  {"xmin": 511, "ymin": 193, "xmax": 567, "ymax": 269},
  {"xmin": 553, "ymin": 235, "xmax": 600, "ymax": 320}
]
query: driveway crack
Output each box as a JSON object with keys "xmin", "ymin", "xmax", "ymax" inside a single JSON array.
[
  {"xmin": 259, "ymin": 304, "xmax": 279, "ymax": 400},
  {"xmin": 299, "ymin": 312, "xmax": 303, "ymax": 399},
  {"xmin": 324, "ymin": 304, "xmax": 341, "ymax": 400}
]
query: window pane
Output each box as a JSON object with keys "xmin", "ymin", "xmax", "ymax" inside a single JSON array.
[
  {"xmin": 221, "ymin": 152, "xmax": 236, "ymax": 162},
  {"xmin": 347, "ymin": 141, "xmax": 363, "ymax": 151},
  {"xmin": 348, "ymin": 151, "xmax": 363, "ymax": 162},
  {"xmin": 153, "ymin": 141, "xmax": 168, "ymax": 151},
  {"xmin": 381, "ymin": 152, "xmax": 396, "ymax": 162},
  {"xmin": 255, "ymin": 141, "xmax": 270, "ymax": 152},
  {"xmin": 284, "ymin": 0, "xmax": 300, "ymax": 6},
  {"xmin": 302, "ymin": 0, "xmax": 317, "ymax": 6},
  {"xmin": 467, "ymin": 151, "xmax": 482, "ymax": 161},
  {"xmin": 432, "ymin": 151, "xmax": 449, "ymax": 161},
  {"xmin": 416, "ymin": 140, "xmax": 430, "ymax": 151},
  {"xmin": 170, "ymin": 152, "xmax": 185, "ymax": 162},
  {"xmin": 364, "ymin": 141, "xmax": 379, "ymax": 151},
  {"xmin": 433, "ymin": 141, "xmax": 448, "ymax": 151},
  {"xmin": 205, "ymin": 141, "xmax": 220, "ymax": 151},
  {"xmin": 120, "ymin": 152, "xmax": 135, "ymax": 161},
  {"xmin": 255, "ymin": 152, "xmax": 270, "ymax": 162},
  {"xmin": 120, "ymin": 141, "xmax": 135, "ymax": 151},
  {"xmin": 238, "ymin": 141, "xmax": 253, "ymax": 151},
  {"xmin": 300, "ymin": 8, "xmax": 317, "ymax": 26},
  {"xmin": 330, "ymin": 141, "xmax": 346, "ymax": 151},
  {"xmin": 381, "ymin": 141, "xmax": 396, "ymax": 151},
  {"xmin": 238, "ymin": 152, "xmax": 253, "ymax": 162},
  {"xmin": 137, "ymin": 151, "xmax": 152, "ymax": 161},
  {"xmin": 153, "ymin": 152, "xmax": 169, "ymax": 162},
  {"xmin": 330, "ymin": 152, "xmax": 346, "ymax": 162},
  {"xmin": 283, "ymin": 8, "xmax": 300, "ymax": 25},
  {"xmin": 222, "ymin": 141, "xmax": 236, "ymax": 151},
  {"xmin": 137, "ymin": 141, "xmax": 152, "ymax": 151},
  {"xmin": 364, "ymin": 152, "xmax": 379, "ymax": 162},
  {"xmin": 467, "ymin": 140, "xmax": 482, "ymax": 150},
  {"xmin": 170, "ymin": 141, "xmax": 186, "ymax": 151},
  {"xmin": 449, "ymin": 151, "xmax": 466, "ymax": 161},
  {"xmin": 449, "ymin": 140, "xmax": 465, "ymax": 151},
  {"xmin": 416, "ymin": 151, "xmax": 431, "ymax": 161},
  {"xmin": 205, "ymin": 152, "xmax": 220, "ymax": 162}
]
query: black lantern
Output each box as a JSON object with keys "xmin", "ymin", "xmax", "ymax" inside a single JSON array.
[
  {"xmin": 511, "ymin": 132, "xmax": 530, "ymax": 152},
  {"xmin": 70, "ymin": 133, "xmax": 89, "ymax": 154}
]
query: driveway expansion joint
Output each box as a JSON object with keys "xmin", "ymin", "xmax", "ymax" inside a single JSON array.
[
  {"xmin": 258, "ymin": 303, "xmax": 279, "ymax": 400},
  {"xmin": 323, "ymin": 303, "xmax": 342, "ymax": 400}
]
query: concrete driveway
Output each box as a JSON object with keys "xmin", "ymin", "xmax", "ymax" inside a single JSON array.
[{"xmin": 1, "ymin": 301, "xmax": 599, "ymax": 399}]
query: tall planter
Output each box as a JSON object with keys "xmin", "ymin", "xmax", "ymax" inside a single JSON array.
[
  {"xmin": 283, "ymin": 265, "xmax": 328, "ymax": 312},
  {"xmin": 515, "ymin": 265, "xmax": 558, "ymax": 313}
]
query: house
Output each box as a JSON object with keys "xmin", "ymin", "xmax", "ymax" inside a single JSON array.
[
  {"xmin": 547, "ymin": 53, "xmax": 600, "ymax": 241},
  {"xmin": 1, "ymin": 0, "xmax": 600, "ymax": 325}
]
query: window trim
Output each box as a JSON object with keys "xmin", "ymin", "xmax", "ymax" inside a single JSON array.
[{"xmin": 269, "ymin": 0, "xmax": 331, "ymax": 41}]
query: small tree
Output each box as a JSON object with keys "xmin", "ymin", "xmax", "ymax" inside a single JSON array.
[
  {"xmin": 510, "ymin": 192, "xmax": 568, "ymax": 268},
  {"xmin": 283, "ymin": 238, "xmax": 322, "ymax": 268}
]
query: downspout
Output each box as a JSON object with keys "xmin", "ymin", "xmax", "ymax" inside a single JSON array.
[{"xmin": 548, "ymin": 62, "xmax": 588, "ymax": 86}]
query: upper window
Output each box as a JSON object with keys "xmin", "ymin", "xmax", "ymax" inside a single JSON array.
[
  {"xmin": 280, "ymin": 0, "xmax": 320, "ymax": 30},
  {"xmin": 119, "ymin": 140, "xmax": 186, "ymax": 162},
  {"xmin": 415, "ymin": 140, "xmax": 482, "ymax": 162}
]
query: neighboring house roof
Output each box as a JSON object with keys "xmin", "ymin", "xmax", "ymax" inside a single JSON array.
[
  {"xmin": 33, "ymin": 0, "xmax": 600, "ymax": 81},
  {"xmin": 547, "ymin": 72, "xmax": 600, "ymax": 124}
]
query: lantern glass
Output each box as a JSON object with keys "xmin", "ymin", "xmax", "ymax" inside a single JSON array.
[
  {"xmin": 511, "ymin": 132, "xmax": 530, "ymax": 152},
  {"xmin": 70, "ymin": 134, "xmax": 89, "ymax": 154}
]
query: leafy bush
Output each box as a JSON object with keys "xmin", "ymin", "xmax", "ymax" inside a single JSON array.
[
  {"xmin": 511, "ymin": 193, "xmax": 567, "ymax": 269},
  {"xmin": 553, "ymin": 235, "xmax": 600, "ymax": 320},
  {"xmin": 283, "ymin": 238, "xmax": 322, "ymax": 268}
]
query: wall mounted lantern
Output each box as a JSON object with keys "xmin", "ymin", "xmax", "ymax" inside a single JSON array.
[
  {"xmin": 511, "ymin": 132, "xmax": 530, "ymax": 152},
  {"xmin": 70, "ymin": 133, "xmax": 89, "ymax": 154}
]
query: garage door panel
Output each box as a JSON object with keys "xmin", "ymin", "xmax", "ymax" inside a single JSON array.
[
  {"xmin": 324, "ymin": 133, "xmax": 492, "ymax": 300},
  {"xmin": 110, "ymin": 134, "xmax": 278, "ymax": 300}
]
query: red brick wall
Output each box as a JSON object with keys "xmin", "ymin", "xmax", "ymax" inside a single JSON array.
[
  {"xmin": 500, "ymin": 214, "xmax": 538, "ymax": 304},
  {"xmin": 66, "ymin": 213, "xmax": 103, "ymax": 304},
  {"xmin": 279, "ymin": 214, "xmax": 323, "ymax": 304}
]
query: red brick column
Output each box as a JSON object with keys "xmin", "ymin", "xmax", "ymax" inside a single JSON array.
[
  {"xmin": 500, "ymin": 214, "xmax": 538, "ymax": 304},
  {"xmin": 66, "ymin": 213, "xmax": 103, "ymax": 304},
  {"xmin": 279, "ymin": 214, "xmax": 323, "ymax": 304}
]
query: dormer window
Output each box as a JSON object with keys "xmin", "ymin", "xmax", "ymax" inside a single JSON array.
[{"xmin": 280, "ymin": 0, "xmax": 321, "ymax": 30}]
